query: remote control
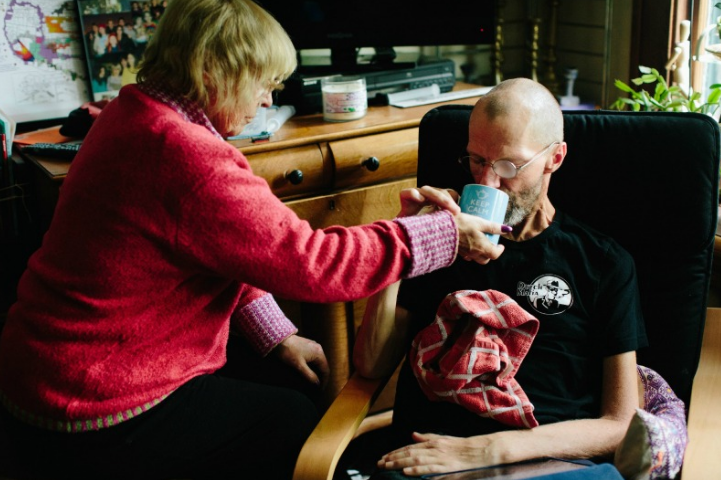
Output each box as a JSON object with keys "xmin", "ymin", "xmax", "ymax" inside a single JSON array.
[{"xmin": 21, "ymin": 142, "xmax": 82, "ymax": 160}]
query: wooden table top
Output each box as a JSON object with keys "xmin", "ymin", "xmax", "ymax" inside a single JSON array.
[{"xmin": 20, "ymin": 82, "xmax": 486, "ymax": 182}]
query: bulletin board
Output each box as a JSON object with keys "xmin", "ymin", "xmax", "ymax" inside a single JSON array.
[{"xmin": 0, "ymin": 0, "xmax": 91, "ymax": 124}]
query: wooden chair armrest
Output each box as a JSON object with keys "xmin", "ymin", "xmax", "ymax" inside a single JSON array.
[
  {"xmin": 292, "ymin": 372, "xmax": 390, "ymax": 480},
  {"xmin": 681, "ymin": 307, "xmax": 721, "ymax": 479}
]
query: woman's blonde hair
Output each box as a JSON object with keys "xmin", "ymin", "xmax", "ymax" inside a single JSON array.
[{"xmin": 137, "ymin": 0, "xmax": 297, "ymax": 123}]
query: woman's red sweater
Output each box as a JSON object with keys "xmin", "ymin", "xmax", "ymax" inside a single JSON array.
[{"xmin": 0, "ymin": 85, "xmax": 457, "ymax": 431}]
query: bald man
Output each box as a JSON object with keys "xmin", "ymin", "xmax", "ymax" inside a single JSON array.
[{"xmin": 354, "ymin": 78, "xmax": 647, "ymax": 478}]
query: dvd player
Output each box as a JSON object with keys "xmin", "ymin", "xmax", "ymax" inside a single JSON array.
[{"xmin": 277, "ymin": 59, "xmax": 456, "ymax": 114}]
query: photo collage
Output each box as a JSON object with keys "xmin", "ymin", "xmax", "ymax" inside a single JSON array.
[{"xmin": 76, "ymin": 0, "xmax": 169, "ymax": 101}]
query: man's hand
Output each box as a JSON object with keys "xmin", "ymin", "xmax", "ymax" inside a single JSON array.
[
  {"xmin": 272, "ymin": 334, "xmax": 329, "ymax": 387},
  {"xmin": 398, "ymin": 186, "xmax": 460, "ymax": 217},
  {"xmin": 377, "ymin": 432, "xmax": 502, "ymax": 477}
]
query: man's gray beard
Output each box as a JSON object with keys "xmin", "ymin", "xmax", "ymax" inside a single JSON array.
[
  {"xmin": 504, "ymin": 202, "xmax": 529, "ymax": 227},
  {"xmin": 503, "ymin": 178, "xmax": 543, "ymax": 227}
]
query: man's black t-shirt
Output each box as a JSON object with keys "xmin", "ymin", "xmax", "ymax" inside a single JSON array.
[{"xmin": 393, "ymin": 211, "xmax": 648, "ymax": 439}]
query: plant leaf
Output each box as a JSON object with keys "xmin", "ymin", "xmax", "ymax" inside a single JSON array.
[
  {"xmin": 654, "ymin": 83, "xmax": 666, "ymax": 101},
  {"xmin": 640, "ymin": 91, "xmax": 654, "ymax": 110},
  {"xmin": 708, "ymin": 88, "xmax": 721, "ymax": 105},
  {"xmin": 640, "ymin": 74, "xmax": 658, "ymax": 84},
  {"xmin": 648, "ymin": 97, "xmax": 664, "ymax": 109},
  {"xmin": 614, "ymin": 80, "xmax": 636, "ymax": 93},
  {"xmin": 609, "ymin": 99, "xmax": 625, "ymax": 111}
]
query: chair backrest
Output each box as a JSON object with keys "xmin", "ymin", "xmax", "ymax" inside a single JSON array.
[{"xmin": 417, "ymin": 106, "xmax": 720, "ymax": 405}]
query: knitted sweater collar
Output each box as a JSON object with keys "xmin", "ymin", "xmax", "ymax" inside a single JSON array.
[{"xmin": 137, "ymin": 82, "xmax": 223, "ymax": 140}]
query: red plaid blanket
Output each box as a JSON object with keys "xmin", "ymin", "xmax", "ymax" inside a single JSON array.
[{"xmin": 410, "ymin": 290, "xmax": 540, "ymax": 428}]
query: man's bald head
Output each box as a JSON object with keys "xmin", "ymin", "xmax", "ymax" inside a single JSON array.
[{"xmin": 473, "ymin": 78, "xmax": 563, "ymax": 147}]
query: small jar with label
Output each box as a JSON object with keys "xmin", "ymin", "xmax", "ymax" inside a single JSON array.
[{"xmin": 321, "ymin": 76, "xmax": 367, "ymax": 122}]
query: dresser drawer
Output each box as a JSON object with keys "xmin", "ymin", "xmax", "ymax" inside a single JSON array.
[
  {"xmin": 330, "ymin": 128, "xmax": 418, "ymax": 190},
  {"xmin": 245, "ymin": 144, "xmax": 329, "ymax": 199}
]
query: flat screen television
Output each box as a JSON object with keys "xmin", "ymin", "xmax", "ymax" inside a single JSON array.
[
  {"xmin": 254, "ymin": 0, "xmax": 496, "ymax": 72},
  {"xmin": 76, "ymin": 0, "xmax": 495, "ymax": 102}
]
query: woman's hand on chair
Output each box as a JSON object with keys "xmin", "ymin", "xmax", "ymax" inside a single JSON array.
[{"xmin": 272, "ymin": 334, "xmax": 329, "ymax": 387}]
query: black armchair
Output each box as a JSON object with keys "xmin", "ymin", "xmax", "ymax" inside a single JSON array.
[{"xmin": 292, "ymin": 107, "xmax": 721, "ymax": 480}]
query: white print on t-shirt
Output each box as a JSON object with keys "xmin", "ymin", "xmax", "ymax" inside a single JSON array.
[{"xmin": 517, "ymin": 275, "xmax": 573, "ymax": 316}]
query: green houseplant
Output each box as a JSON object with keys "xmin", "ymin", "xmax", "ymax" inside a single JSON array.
[{"xmin": 610, "ymin": 66, "xmax": 721, "ymax": 116}]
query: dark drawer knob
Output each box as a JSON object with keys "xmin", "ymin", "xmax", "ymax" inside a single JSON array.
[
  {"xmin": 286, "ymin": 169, "xmax": 304, "ymax": 185},
  {"xmin": 362, "ymin": 156, "xmax": 380, "ymax": 171}
]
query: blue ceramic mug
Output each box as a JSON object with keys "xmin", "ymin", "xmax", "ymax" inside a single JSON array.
[{"xmin": 459, "ymin": 184, "xmax": 509, "ymax": 244}]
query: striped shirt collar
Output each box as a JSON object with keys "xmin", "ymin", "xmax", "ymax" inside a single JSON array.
[{"xmin": 137, "ymin": 82, "xmax": 224, "ymax": 140}]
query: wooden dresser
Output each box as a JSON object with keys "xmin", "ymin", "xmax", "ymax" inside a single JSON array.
[{"xmin": 20, "ymin": 85, "xmax": 483, "ymax": 406}]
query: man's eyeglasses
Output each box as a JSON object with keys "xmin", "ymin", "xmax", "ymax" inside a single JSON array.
[{"xmin": 458, "ymin": 141, "xmax": 560, "ymax": 179}]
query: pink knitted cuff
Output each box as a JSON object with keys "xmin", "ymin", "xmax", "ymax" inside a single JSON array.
[
  {"xmin": 233, "ymin": 294, "xmax": 298, "ymax": 356},
  {"xmin": 394, "ymin": 210, "xmax": 458, "ymax": 278}
]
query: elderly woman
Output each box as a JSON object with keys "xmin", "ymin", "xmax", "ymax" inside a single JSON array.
[{"xmin": 0, "ymin": 0, "xmax": 506, "ymax": 479}]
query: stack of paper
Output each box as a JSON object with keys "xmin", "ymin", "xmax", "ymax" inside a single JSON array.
[
  {"xmin": 0, "ymin": 106, "xmax": 16, "ymax": 158},
  {"xmin": 12, "ymin": 126, "xmax": 72, "ymax": 146},
  {"xmin": 228, "ymin": 105, "xmax": 296, "ymax": 140},
  {"xmin": 0, "ymin": 106, "xmax": 16, "ymax": 188}
]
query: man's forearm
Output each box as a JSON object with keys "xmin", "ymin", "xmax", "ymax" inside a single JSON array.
[
  {"xmin": 482, "ymin": 416, "xmax": 630, "ymax": 465},
  {"xmin": 485, "ymin": 352, "xmax": 638, "ymax": 466}
]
